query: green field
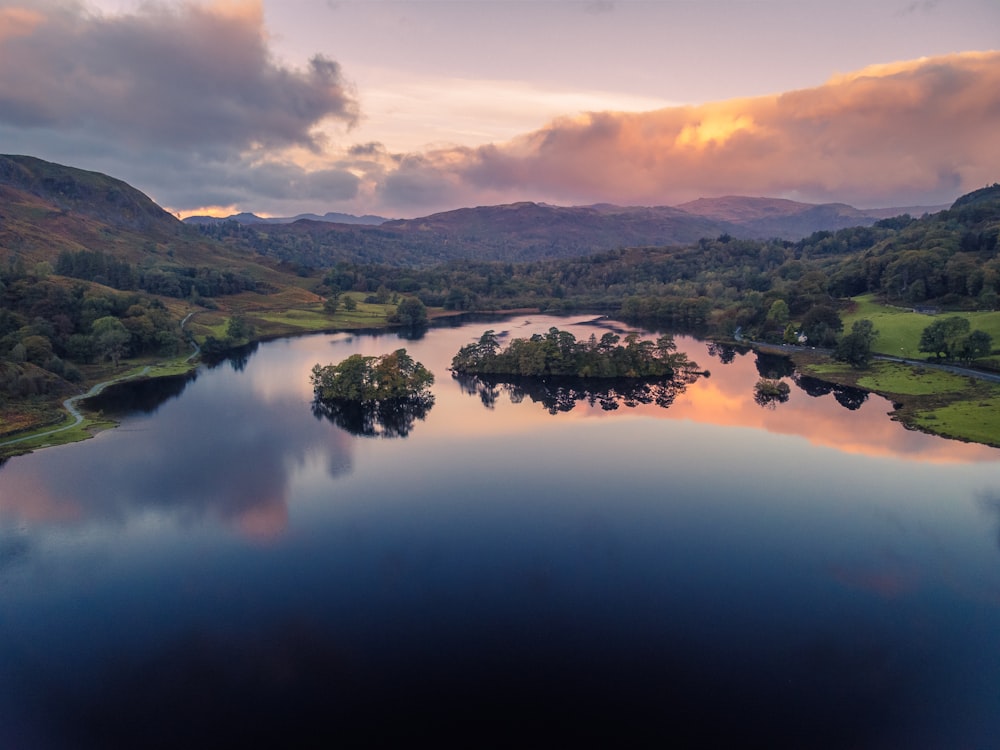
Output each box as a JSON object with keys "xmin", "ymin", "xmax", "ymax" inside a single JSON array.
[{"xmin": 843, "ymin": 295, "xmax": 1000, "ymax": 360}]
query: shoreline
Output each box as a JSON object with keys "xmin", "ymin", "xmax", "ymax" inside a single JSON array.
[{"xmin": 3, "ymin": 312, "xmax": 998, "ymax": 458}]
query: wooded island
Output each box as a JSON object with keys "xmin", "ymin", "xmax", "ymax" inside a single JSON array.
[{"xmin": 450, "ymin": 327, "xmax": 704, "ymax": 380}]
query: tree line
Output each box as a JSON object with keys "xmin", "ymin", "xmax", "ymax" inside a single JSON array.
[
  {"xmin": 451, "ymin": 328, "xmax": 702, "ymax": 380},
  {"xmin": 55, "ymin": 249, "xmax": 264, "ymax": 299}
]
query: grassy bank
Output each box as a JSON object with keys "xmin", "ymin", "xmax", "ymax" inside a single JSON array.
[{"xmin": 795, "ymin": 355, "xmax": 1000, "ymax": 448}]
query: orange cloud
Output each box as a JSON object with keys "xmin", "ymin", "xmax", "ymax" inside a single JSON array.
[
  {"xmin": 381, "ymin": 51, "xmax": 1000, "ymax": 212},
  {"xmin": 0, "ymin": 7, "xmax": 43, "ymax": 42}
]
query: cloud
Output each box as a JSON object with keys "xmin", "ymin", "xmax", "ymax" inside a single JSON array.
[
  {"xmin": 373, "ymin": 51, "xmax": 1000, "ymax": 213},
  {"xmin": 1, "ymin": 3, "xmax": 995, "ymax": 220},
  {"xmin": 0, "ymin": 0, "xmax": 357, "ymax": 152}
]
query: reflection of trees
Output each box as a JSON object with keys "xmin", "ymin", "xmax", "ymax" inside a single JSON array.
[
  {"xmin": 833, "ymin": 387, "xmax": 869, "ymax": 411},
  {"xmin": 792, "ymin": 374, "xmax": 835, "ymax": 399},
  {"xmin": 83, "ymin": 371, "xmax": 198, "ymax": 416},
  {"xmin": 396, "ymin": 325, "xmax": 429, "ymax": 341},
  {"xmin": 755, "ymin": 352, "xmax": 795, "ymax": 379},
  {"xmin": 706, "ymin": 342, "xmax": 748, "ymax": 365},
  {"xmin": 202, "ymin": 342, "xmax": 259, "ymax": 372},
  {"xmin": 312, "ymin": 396, "xmax": 434, "ymax": 438},
  {"xmin": 453, "ymin": 371, "xmax": 701, "ymax": 415},
  {"xmin": 792, "ymin": 374, "xmax": 869, "ymax": 411}
]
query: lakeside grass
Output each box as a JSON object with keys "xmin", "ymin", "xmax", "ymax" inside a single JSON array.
[
  {"xmin": 187, "ymin": 294, "xmax": 402, "ymax": 343},
  {"xmin": 0, "ymin": 414, "xmax": 118, "ymax": 456},
  {"xmin": 911, "ymin": 393, "xmax": 1000, "ymax": 446},
  {"xmin": 796, "ymin": 356, "xmax": 1000, "ymax": 448}
]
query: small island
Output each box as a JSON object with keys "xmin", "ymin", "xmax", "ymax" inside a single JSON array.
[
  {"xmin": 451, "ymin": 327, "xmax": 704, "ymax": 380},
  {"xmin": 311, "ymin": 349, "xmax": 434, "ymax": 402},
  {"xmin": 310, "ymin": 349, "xmax": 435, "ymax": 437}
]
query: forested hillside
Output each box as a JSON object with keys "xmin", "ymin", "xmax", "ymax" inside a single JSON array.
[
  {"xmin": 195, "ymin": 197, "xmax": 937, "ymax": 269},
  {"xmin": 0, "ymin": 156, "xmax": 314, "ymax": 427},
  {"xmin": 312, "ymin": 185, "xmax": 999, "ymax": 342}
]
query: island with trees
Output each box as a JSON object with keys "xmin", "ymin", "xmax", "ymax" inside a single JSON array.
[
  {"xmin": 310, "ymin": 349, "xmax": 435, "ymax": 437},
  {"xmin": 450, "ymin": 327, "xmax": 707, "ymax": 414},
  {"xmin": 452, "ymin": 327, "xmax": 703, "ymax": 380}
]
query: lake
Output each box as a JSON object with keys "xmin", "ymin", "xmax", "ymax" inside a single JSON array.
[{"xmin": 1, "ymin": 315, "xmax": 999, "ymax": 747}]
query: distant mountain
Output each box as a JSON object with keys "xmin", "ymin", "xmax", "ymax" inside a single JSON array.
[
  {"xmin": 675, "ymin": 196, "xmax": 947, "ymax": 238},
  {"xmin": 183, "ymin": 211, "xmax": 387, "ymax": 226},
  {"xmin": 382, "ymin": 200, "xmax": 731, "ymax": 247},
  {"xmin": 228, "ymin": 196, "xmax": 942, "ymax": 268},
  {"xmin": 0, "ymin": 153, "xmax": 954, "ymax": 273}
]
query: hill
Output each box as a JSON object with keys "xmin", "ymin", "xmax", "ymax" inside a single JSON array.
[
  {"xmin": 676, "ymin": 195, "xmax": 946, "ymax": 238},
  {"xmin": 201, "ymin": 196, "xmax": 935, "ymax": 270},
  {"xmin": 183, "ymin": 211, "xmax": 387, "ymax": 226},
  {"xmin": 0, "ymin": 154, "xmax": 309, "ymax": 285}
]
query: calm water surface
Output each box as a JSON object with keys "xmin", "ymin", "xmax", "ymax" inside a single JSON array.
[{"xmin": 1, "ymin": 315, "xmax": 999, "ymax": 747}]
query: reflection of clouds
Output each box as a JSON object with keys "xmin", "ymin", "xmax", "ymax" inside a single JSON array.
[
  {"xmin": 439, "ymin": 322, "xmax": 1000, "ymax": 464},
  {"xmin": 0, "ymin": 386, "xmax": 354, "ymax": 538},
  {"xmin": 828, "ymin": 563, "xmax": 918, "ymax": 599},
  {"xmin": 0, "ymin": 533, "xmax": 29, "ymax": 572},
  {"xmin": 641, "ymin": 340, "xmax": 1000, "ymax": 464},
  {"xmin": 978, "ymin": 491, "xmax": 1000, "ymax": 549}
]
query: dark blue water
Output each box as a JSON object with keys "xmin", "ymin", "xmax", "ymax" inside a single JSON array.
[{"xmin": 1, "ymin": 316, "xmax": 999, "ymax": 747}]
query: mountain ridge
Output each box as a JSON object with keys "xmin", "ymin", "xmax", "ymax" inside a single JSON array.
[{"xmin": 183, "ymin": 210, "xmax": 388, "ymax": 226}]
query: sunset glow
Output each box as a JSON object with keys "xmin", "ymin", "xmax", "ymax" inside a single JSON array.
[{"xmin": 0, "ymin": 0, "xmax": 993, "ymax": 217}]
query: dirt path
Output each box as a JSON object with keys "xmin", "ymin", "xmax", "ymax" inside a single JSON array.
[
  {"xmin": 0, "ymin": 366, "xmax": 152, "ymax": 449},
  {"xmin": 0, "ymin": 312, "xmax": 201, "ymax": 451}
]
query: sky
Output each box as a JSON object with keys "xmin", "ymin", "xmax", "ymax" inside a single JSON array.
[{"xmin": 1, "ymin": 0, "xmax": 998, "ymax": 219}]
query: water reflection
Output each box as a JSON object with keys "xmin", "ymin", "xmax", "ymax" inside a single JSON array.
[
  {"xmin": 979, "ymin": 491, "xmax": 1000, "ymax": 549},
  {"xmin": 201, "ymin": 341, "xmax": 260, "ymax": 372},
  {"xmin": 753, "ymin": 378, "xmax": 791, "ymax": 409},
  {"xmin": 453, "ymin": 371, "xmax": 703, "ymax": 414},
  {"xmin": 793, "ymin": 373, "xmax": 870, "ymax": 411},
  {"xmin": 84, "ymin": 371, "xmax": 197, "ymax": 416},
  {"xmin": 0, "ymin": 379, "xmax": 354, "ymax": 538},
  {"xmin": 311, "ymin": 395, "xmax": 434, "ymax": 438}
]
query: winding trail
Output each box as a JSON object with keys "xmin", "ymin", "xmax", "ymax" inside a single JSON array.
[
  {"xmin": 0, "ymin": 366, "xmax": 152, "ymax": 449},
  {"xmin": 0, "ymin": 311, "xmax": 201, "ymax": 451}
]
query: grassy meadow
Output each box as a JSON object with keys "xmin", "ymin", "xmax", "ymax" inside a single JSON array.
[
  {"xmin": 796, "ymin": 298, "xmax": 1000, "ymax": 447},
  {"xmin": 842, "ymin": 294, "xmax": 1000, "ymax": 366}
]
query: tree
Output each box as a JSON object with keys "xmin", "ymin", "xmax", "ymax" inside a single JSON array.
[
  {"xmin": 799, "ymin": 305, "xmax": 843, "ymax": 347},
  {"xmin": 919, "ymin": 316, "xmax": 970, "ymax": 359},
  {"xmin": 226, "ymin": 313, "xmax": 253, "ymax": 342},
  {"xmin": 391, "ymin": 297, "xmax": 428, "ymax": 328},
  {"xmin": 958, "ymin": 329, "xmax": 993, "ymax": 363},
  {"xmin": 342, "ymin": 296, "xmax": 358, "ymax": 312},
  {"xmin": 834, "ymin": 319, "xmax": 878, "ymax": 368},
  {"xmin": 311, "ymin": 349, "xmax": 434, "ymax": 403},
  {"xmin": 92, "ymin": 316, "xmax": 131, "ymax": 367},
  {"xmin": 764, "ymin": 299, "xmax": 790, "ymax": 330},
  {"xmin": 323, "ymin": 294, "xmax": 340, "ymax": 315}
]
